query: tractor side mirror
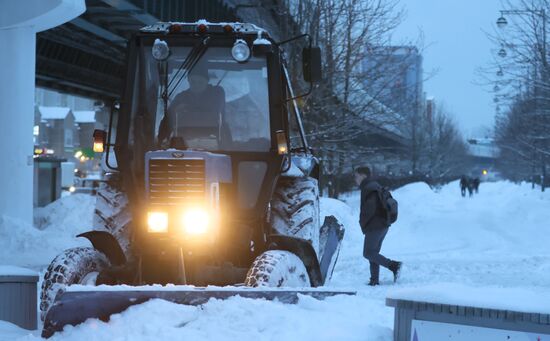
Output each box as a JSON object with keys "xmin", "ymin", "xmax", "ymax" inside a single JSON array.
[
  {"xmin": 302, "ymin": 47, "xmax": 322, "ymax": 83},
  {"xmin": 93, "ymin": 129, "xmax": 107, "ymax": 153}
]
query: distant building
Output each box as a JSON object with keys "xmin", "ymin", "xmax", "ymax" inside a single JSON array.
[
  {"xmin": 73, "ymin": 110, "xmax": 96, "ymax": 150},
  {"xmin": 425, "ymin": 96, "xmax": 435, "ymax": 122},
  {"xmin": 35, "ymin": 106, "xmax": 76, "ymax": 159},
  {"xmin": 466, "ymin": 137, "xmax": 500, "ymax": 160},
  {"xmin": 466, "ymin": 137, "xmax": 501, "ymax": 179},
  {"xmin": 362, "ymin": 46, "xmax": 424, "ymax": 120},
  {"xmin": 35, "ymin": 87, "xmax": 95, "ymax": 110}
]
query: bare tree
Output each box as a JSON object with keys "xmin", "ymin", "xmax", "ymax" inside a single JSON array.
[
  {"xmin": 421, "ymin": 102, "xmax": 468, "ymax": 178},
  {"xmin": 482, "ymin": 0, "xmax": 550, "ymax": 190}
]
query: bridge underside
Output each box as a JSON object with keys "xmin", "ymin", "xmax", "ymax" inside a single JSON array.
[{"xmin": 36, "ymin": 0, "xmax": 237, "ymax": 101}]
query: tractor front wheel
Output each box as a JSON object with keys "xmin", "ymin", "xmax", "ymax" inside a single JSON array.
[
  {"xmin": 40, "ymin": 247, "xmax": 109, "ymax": 321},
  {"xmin": 244, "ymin": 250, "xmax": 310, "ymax": 287}
]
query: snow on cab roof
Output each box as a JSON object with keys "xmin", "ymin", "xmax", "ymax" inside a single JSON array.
[
  {"xmin": 38, "ymin": 106, "xmax": 71, "ymax": 120},
  {"xmin": 141, "ymin": 21, "xmax": 266, "ymax": 35},
  {"xmin": 73, "ymin": 110, "xmax": 96, "ymax": 123}
]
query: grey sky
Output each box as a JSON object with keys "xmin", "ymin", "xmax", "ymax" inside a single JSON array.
[{"xmin": 393, "ymin": 0, "xmax": 502, "ymax": 136}]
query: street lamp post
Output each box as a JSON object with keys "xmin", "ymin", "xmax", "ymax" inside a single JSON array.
[
  {"xmin": 497, "ymin": 8, "xmax": 548, "ymax": 191},
  {"xmin": 497, "ymin": 9, "xmax": 546, "ymax": 65}
]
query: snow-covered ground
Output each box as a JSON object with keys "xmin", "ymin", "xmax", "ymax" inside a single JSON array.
[{"xmin": 2, "ymin": 181, "xmax": 550, "ymax": 340}]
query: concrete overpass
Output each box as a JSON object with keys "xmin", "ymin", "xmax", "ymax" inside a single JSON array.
[
  {"xmin": 36, "ymin": 0, "xmax": 237, "ymax": 100},
  {"xmin": 1, "ymin": 0, "xmax": 410, "ymax": 223}
]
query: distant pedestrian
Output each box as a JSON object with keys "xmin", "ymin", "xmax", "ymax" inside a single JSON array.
[
  {"xmin": 355, "ymin": 166, "xmax": 402, "ymax": 286},
  {"xmin": 467, "ymin": 179, "xmax": 474, "ymax": 197},
  {"xmin": 460, "ymin": 175, "xmax": 468, "ymax": 197},
  {"xmin": 473, "ymin": 178, "xmax": 480, "ymax": 194}
]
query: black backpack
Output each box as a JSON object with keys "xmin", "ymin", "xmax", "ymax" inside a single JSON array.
[{"xmin": 376, "ymin": 186, "xmax": 398, "ymax": 226}]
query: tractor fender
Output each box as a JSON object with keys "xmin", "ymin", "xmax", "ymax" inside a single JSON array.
[
  {"xmin": 77, "ymin": 231, "xmax": 126, "ymax": 266},
  {"xmin": 266, "ymin": 235, "xmax": 324, "ymax": 287}
]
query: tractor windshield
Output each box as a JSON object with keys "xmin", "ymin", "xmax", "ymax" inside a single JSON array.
[{"xmin": 138, "ymin": 45, "xmax": 271, "ymax": 153}]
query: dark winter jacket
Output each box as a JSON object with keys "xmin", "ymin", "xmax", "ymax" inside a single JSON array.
[{"xmin": 359, "ymin": 179, "xmax": 387, "ymax": 233}]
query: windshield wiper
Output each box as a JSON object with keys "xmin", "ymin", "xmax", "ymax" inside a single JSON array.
[
  {"xmin": 165, "ymin": 36, "xmax": 211, "ymax": 99},
  {"xmin": 158, "ymin": 36, "xmax": 211, "ymax": 147}
]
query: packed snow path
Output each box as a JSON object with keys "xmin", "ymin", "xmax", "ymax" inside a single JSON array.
[{"xmin": 1, "ymin": 181, "xmax": 550, "ymax": 340}]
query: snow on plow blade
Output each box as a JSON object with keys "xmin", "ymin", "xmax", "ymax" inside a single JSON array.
[{"xmin": 42, "ymin": 286, "xmax": 355, "ymax": 338}]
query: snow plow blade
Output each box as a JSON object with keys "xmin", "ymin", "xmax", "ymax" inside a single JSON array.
[{"xmin": 42, "ymin": 287, "xmax": 355, "ymax": 338}]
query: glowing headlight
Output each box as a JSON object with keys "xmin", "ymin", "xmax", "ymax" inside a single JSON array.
[
  {"xmin": 182, "ymin": 208, "xmax": 210, "ymax": 235},
  {"xmin": 147, "ymin": 212, "xmax": 168, "ymax": 233},
  {"xmin": 231, "ymin": 40, "xmax": 250, "ymax": 63}
]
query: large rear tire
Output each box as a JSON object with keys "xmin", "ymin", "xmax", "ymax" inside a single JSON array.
[
  {"xmin": 244, "ymin": 250, "xmax": 310, "ymax": 287},
  {"xmin": 40, "ymin": 247, "xmax": 108, "ymax": 321},
  {"xmin": 93, "ymin": 175, "xmax": 132, "ymax": 255},
  {"xmin": 270, "ymin": 177, "xmax": 320, "ymax": 255}
]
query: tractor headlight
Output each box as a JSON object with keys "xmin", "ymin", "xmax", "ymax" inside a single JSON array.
[
  {"xmin": 231, "ymin": 40, "xmax": 250, "ymax": 63},
  {"xmin": 147, "ymin": 212, "xmax": 168, "ymax": 233},
  {"xmin": 182, "ymin": 208, "xmax": 210, "ymax": 235}
]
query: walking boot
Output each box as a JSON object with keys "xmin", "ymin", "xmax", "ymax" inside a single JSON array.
[
  {"xmin": 389, "ymin": 261, "xmax": 402, "ymax": 283},
  {"xmin": 367, "ymin": 279, "xmax": 379, "ymax": 286}
]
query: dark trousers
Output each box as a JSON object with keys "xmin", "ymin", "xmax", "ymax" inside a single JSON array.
[{"xmin": 363, "ymin": 227, "xmax": 391, "ymax": 281}]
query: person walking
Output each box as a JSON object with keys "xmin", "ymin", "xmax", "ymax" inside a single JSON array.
[
  {"xmin": 473, "ymin": 178, "xmax": 480, "ymax": 194},
  {"xmin": 355, "ymin": 166, "xmax": 402, "ymax": 286},
  {"xmin": 460, "ymin": 175, "xmax": 468, "ymax": 197},
  {"xmin": 467, "ymin": 179, "xmax": 474, "ymax": 197}
]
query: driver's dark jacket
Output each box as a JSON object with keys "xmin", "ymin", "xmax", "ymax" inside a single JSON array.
[
  {"xmin": 158, "ymin": 84, "xmax": 225, "ymax": 142},
  {"xmin": 359, "ymin": 178, "xmax": 386, "ymax": 233}
]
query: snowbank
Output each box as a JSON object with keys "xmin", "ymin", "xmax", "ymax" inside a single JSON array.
[
  {"xmin": 334, "ymin": 180, "xmax": 550, "ymax": 287},
  {"xmin": 2, "ymin": 181, "xmax": 550, "ymax": 340},
  {"xmin": 388, "ymin": 283, "xmax": 550, "ymax": 315},
  {"xmin": 44, "ymin": 295, "xmax": 391, "ymax": 341},
  {"xmin": 0, "ymin": 194, "xmax": 94, "ymax": 269},
  {"xmin": 0, "ymin": 265, "xmax": 37, "ymax": 277}
]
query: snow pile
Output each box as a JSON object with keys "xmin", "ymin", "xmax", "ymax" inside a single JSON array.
[
  {"xmin": 0, "ymin": 194, "xmax": 94, "ymax": 270},
  {"xmin": 0, "ymin": 265, "xmax": 37, "ymax": 277},
  {"xmin": 3, "ymin": 181, "xmax": 550, "ymax": 340},
  {"xmin": 34, "ymin": 193, "xmax": 95, "ymax": 231},
  {"xmin": 388, "ymin": 283, "xmax": 550, "ymax": 314},
  {"xmin": 44, "ymin": 296, "xmax": 390, "ymax": 341}
]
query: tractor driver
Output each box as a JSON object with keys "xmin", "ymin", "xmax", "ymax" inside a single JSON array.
[{"xmin": 158, "ymin": 64, "xmax": 227, "ymax": 149}]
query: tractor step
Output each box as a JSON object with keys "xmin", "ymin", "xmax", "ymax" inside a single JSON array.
[{"xmin": 42, "ymin": 286, "xmax": 355, "ymax": 338}]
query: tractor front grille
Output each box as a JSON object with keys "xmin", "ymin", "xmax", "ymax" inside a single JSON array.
[{"xmin": 148, "ymin": 158, "xmax": 205, "ymax": 206}]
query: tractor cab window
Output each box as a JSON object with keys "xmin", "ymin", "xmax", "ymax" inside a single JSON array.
[{"xmin": 141, "ymin": 46, "xmax": 271, "ymax": 153}]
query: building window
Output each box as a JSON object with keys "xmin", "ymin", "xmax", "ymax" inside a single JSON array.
[{"xmin": 64, "ymin": 129, "xmax": 73, "ymax": 147}]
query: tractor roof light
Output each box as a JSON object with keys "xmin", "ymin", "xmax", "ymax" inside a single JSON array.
[
  {"xmin": 223, "ymin": 24, "xmax": 233, "ymax": 33},
  {"xmin": 231, "ymin": 40, "xmax": 250, "ymax": 63},
  {"xmin": 169, "ymin": 23, "xmax": 182, "ymax": 33},
  {"xmin": 253, "ymin": 31, "xmax": 273, "ymax": 56},
  {"xmin": 152, "ymin": 39, "xmax": 170, "ymax": 61},
  {"xmin": 197, "ymin": 23, "xmax": 208, "ymax": 34}
]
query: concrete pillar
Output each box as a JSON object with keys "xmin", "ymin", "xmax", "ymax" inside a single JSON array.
[{"xmin": 0, "ymin": 0, "xmax": 85, "ymax": 223}]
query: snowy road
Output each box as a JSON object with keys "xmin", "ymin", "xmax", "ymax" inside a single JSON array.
[{"xmin": 2, "ymin": 181, "xmax": 550, "ymax": 340}]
